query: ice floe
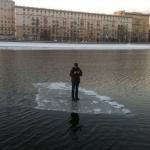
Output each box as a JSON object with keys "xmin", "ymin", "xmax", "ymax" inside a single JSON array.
[{"xmin": 33, "ymin": 82, "xmax": 131, "ymax": 115}]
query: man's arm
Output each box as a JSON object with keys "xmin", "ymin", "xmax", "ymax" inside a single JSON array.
[
  {"xmin": 70, "ymin": 68, "xmax": 74, "ymax": 77},
  {"xmin": 79, "ymin": 68, "xmax": 82, "ymax": 76}
]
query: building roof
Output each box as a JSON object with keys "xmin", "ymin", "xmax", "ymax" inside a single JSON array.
[
  {"xmin": 114, "ymin": 10, "xmax": 149, "ymax": 17},
  {"xmin": 15, "ymin": 5, "xmax": 132, "ymax": 19}
]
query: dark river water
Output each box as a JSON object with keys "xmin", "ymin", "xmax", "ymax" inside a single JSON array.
[{"xmin": 0, "ymin": 50, "xmax": 150, "ymax": 150}]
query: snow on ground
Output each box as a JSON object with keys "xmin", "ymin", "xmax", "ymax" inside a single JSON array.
[{"xmin": 0, "ymin": 41, "xmax": 150, "ymax": 50}]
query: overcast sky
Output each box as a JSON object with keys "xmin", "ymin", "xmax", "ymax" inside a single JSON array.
[{"xmin": 14, "ymin": 0, "xmax": 150, "ymax": 14}]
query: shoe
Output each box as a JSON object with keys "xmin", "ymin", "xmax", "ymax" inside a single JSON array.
[
  {"xmin": 72, "ymin": 98, "xmax": 75, "ymax": 101},
  {"xmin": 76, "ymin": 98, "xmax": 80, "ymax": 101}
]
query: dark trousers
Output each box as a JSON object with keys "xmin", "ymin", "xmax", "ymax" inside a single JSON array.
[{"xmin": 72, "ymin": 81, "xmax": 80, "ymax": 100}]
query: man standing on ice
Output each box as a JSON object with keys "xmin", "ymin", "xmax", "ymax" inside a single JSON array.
[{"xmin": 70, "ymin": 63, "xmax": 82, "ymax": 101}]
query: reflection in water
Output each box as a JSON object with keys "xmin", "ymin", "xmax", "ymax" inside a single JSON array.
[{"xmin": 68, "ymin": 112, "xmax": 82, "ymax": 140}]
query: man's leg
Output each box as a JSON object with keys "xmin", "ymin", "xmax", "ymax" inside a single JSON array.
[
  {"xmin": 75, "ymin": 82, "xmax": 80, "ymax": 100},
  {"xmin": 72, "ymin": 82, "xmax": 75, "ymax": 100}
]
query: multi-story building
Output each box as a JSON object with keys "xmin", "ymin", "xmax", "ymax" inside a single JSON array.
[
  {"xmin": 114, "ymin": 11, "xmax": 149, "ymax": 42},
  {"xmin": 15, "ymin": 6, "xmax": 132, "ymax": 42},
  {"xmin": 1, "ymin": 0, "xmax": 149, "ymax": 43},
  {"xmin": 0, "ymin": 0, "xmax": 15, "ymax": 40}
]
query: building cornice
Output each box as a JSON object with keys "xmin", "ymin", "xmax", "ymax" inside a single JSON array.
[{"xmin": 15, "ymin": 5, "xmax": 132, "ymax": 19}]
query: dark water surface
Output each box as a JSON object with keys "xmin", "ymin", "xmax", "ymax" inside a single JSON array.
[{"xmin": 0, "ymin": 50, "xmax": 150, "ymax": 150}]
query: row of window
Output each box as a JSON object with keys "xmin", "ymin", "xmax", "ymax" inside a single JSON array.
[
  {"xmin": 22, "ymin": 19, "xmax": 130, "ymax": 23},
  {"xmin": 21, "ymin": 23, "xmax": 129, "ymax": 28},
  {"xmin": 22, "ymin": 32, "xmax": 128, "ymax": 39},
  {"xmin": 21, "ymin": 18, "xmax": 130, "ymax": 25},
  {"xmin": 0, "ymin": 21, "xmax": 14, "ymax": 24},
  {"xmin": 0, "ymin": 8, "xmax": 14, "ymax": 11},
  {"xmin": 21, "ymin": 27, "xmax": 127, "ymax": 33},
  {"xmin": 0, "ymin": 32, "xmax": 14, "ymax": 35},
  {"xmin": 21, "ymin": 16, "xmax": 131, "ymax": 24},
  {"xmin": 21, "ymin": 8, "xmax": 129, "ymax": 20}
]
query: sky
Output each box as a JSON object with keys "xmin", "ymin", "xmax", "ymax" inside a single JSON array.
[{"xmin": 14, "ymin": 0, "xmax": 150, "ymax": 14}]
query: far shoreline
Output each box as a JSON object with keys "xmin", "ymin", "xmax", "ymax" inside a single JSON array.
[
  {"xmin": 1, "ymin": 40, "xmax": 150, "ymax": 44},
  {"xmin": 1, "ymin": 41, "xmax": 150, "ymax": 51}
]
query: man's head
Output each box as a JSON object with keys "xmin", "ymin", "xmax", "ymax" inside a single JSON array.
[{"xmin": 74, "ymin": 63, "xmax": 78, "ymax": 68}]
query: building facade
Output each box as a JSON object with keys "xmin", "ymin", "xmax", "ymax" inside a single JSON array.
[
  {"xmin": 0, "ymin": 0, "xmax": 15, "ymax": 40},
  {"xmin": 114, "ymin": 11, "xmax": 149, "ymax": 42},
  {"xmin": 15, "ymin": 6, "xmax": 132, "ymax": 43},
  {"xmin": 1, "ymin": 0, "xmax": 150, "ymax": 43}
]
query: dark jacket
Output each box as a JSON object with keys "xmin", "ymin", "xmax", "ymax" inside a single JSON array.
[{"xmin": 70, "ymin": 67, "xmax": 82, "ymax": 82}]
